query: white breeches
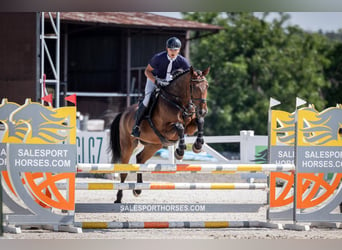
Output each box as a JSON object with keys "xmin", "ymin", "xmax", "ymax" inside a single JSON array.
[{"xmin": 142, "ymin": 78, "xmax": 156, "ymax": 107}]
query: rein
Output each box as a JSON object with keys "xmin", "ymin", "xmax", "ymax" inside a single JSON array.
[{"xmin": 159, "ymin": 76, "xmax": 207, "ymax": 120}]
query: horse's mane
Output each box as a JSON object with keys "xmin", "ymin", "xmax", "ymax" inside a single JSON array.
[{"xmin": 170, "ymin": 68, "xmax": 190, "ymax": 83}]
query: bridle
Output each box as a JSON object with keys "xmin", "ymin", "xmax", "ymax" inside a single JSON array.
[
  {"xmin": 159, "ymin": 73, "xmax": 208, "ymax": 120},
  {"xmin": 189, "ymin": 77, "xmax": 208, "ymax": 118}
]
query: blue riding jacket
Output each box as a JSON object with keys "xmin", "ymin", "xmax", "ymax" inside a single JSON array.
[{"xmin": 149, "ymin": 51, "xmax": 190, "ymax": 79}]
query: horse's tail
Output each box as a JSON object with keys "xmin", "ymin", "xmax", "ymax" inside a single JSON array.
[{"xmin": 109, "ymin": 112, "xmax": 122, "ymax": 163}]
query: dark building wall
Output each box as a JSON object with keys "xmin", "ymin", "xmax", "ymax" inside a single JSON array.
[
  {"xmin": 0, "ymin": 13, "xmax": 192, "ymax": 120},
  {"xmin": 0, "ymin": 13, "xmax": 37, "ymax": 104},
  {"xmin": 65, "ymin": 25, "xmax": 128, "ymax": 117},
  {"xmin": 67, "ymin": 26, "xmax": 123, "ymax": 93}
]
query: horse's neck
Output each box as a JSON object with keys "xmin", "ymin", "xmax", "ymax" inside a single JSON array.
[{"xmin": 165, "ymin": 73, "xmax": 191, "ymax": 102}]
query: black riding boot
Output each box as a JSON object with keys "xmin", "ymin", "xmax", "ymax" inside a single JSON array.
[{"xmin": 131, "ymin": 103, "xmax": 147, "ymax": 137}]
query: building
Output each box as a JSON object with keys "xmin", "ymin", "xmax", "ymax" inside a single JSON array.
[{"xmin": 0, "ymin": 12, "xmax": 221, "ymax": 123}]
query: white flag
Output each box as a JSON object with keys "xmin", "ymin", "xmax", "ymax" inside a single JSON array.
[
  {"xmin": 269, "ymin": 97, "xmax": 281, "ymax": 108},
  {"xmin": 296, "ymin": 97, "xmax": 306, "ymax": 107}
]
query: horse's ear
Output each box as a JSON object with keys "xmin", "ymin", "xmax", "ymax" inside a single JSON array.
[{"xmin": 202, "ymin": 67, "xmax": 210, "ymax": 76}]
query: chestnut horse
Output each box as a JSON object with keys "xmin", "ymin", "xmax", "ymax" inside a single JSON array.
[{"xmin": 110, "ymin": 66, "xmax": 210, "ymax": 203}]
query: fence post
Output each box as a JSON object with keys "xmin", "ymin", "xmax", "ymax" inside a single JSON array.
[{"xmin": 240, "ymin": 130, "xmax": 254, "ymax": 162}]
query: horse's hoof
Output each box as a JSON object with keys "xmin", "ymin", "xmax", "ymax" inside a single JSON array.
[
  {"xmin": 114, "ymin": 200, "xmax": 121, "ymax": 203},
  {"xmin": 192, "ymin": 143, "xmax": 202, "ymax": 153},
  {"xmin": 133, "ymin": 189, "xmax": 142, "ymax": 197},
  {"xmin": 174, "ymin": 149, "xmax": 184, "ymax": 160}
]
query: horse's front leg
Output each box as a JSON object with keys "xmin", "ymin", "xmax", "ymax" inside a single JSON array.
[
  {"xmin": 193, "ymin": 117, "xmax": 205, "ymax": 153},
  {"xmin": 174, "ymin": 122, "xmax": 186, "ymax": 160}
]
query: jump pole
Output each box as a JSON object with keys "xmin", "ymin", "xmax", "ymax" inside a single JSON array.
[
  {"xmin": 57, "ymin": 182, "xmax": 268, "ymax": 190},
  {"xmin": 75, "ymin": 220, "xmax": 282, "ymax": 229},
  {"xmin": 76, "ymin": 163, "xmax": 295, "ymax": 174}
]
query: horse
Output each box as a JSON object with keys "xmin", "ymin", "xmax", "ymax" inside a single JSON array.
[{"xmin": 109, "ymin": 66, "xmax": 210, "ymax": 203}]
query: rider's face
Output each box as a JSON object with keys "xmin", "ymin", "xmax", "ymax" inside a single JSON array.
[{"xmin": 167, "ymin": 48, "xmax": 180, "ymax": 59}]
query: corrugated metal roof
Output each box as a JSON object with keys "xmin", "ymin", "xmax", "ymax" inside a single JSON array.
[{"xmin": 56, "ymin": 12, "xmax": 222, "ymax": 31}]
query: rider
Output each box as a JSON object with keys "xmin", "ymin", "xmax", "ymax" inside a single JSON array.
[{"xmin": 131, "ymin": 37, "xmax": 191, "ymax": 137}]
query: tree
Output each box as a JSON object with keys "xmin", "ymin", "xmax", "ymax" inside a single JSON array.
[
  {"xmin": 323, "ymin": 41, "xmax": 342, "ymax": 106},
  {"xmin": 183, "ymin": 12, "xmax": 333, "ymax": 137}
]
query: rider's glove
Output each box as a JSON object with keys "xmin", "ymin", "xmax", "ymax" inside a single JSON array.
[{"xmin": 156, "ymin": 78, "xmax": 170, "ymax": 87}]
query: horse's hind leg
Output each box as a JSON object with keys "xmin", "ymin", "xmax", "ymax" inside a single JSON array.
[
  {"xmin": 114, "ymin": 139, "xmax": 138, "ymax": 203},
  {"xmin": 133, "ymin": 143, "xmax": 162, "ymax": 197},
  {"xmin": 114, "ymin": 173, "xmax": 127, "ymax": 203}
]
